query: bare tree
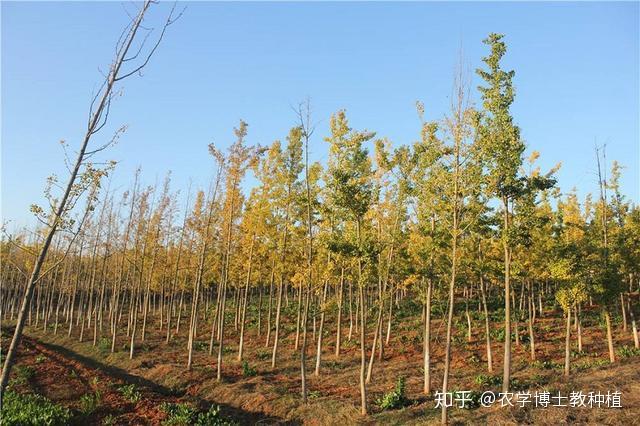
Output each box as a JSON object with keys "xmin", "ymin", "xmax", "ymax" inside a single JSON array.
[{"xmin": 0, "ymin": 0, "xmax": 182, "ymax": 404}]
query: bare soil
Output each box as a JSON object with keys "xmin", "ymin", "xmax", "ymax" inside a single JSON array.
[{"xmin": 6, "ymin": 302, "xmax": 640, "ymax": 425}]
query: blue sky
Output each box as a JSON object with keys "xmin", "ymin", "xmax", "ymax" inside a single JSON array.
[{"xmin": 2, "ymin": 1, "xmax": 638, "ymax": 230}]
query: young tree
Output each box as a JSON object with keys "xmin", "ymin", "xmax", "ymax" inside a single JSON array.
[
  {"xmin": 215, "ymin": 121, "xmax": 262, "ymax": 381},
  {"xmin": 296, "ymin": 99, "xmax": 319, "ymax": 402},
  {"xmin": 186, "ymin": 149, "xmax": 223, "ymax": 369},
  {"xmin": 589, "ymin": 148, "xmax": 625, "ymax": 363},
  {"xmin": 270, "ymin": 126, "xmax": 304, "ymax": 368},
  {"xmin": 475, "ymin": 33, "xmax": 525, "ymax": 393},
  {"xmin": 0, "ymin": 1, "xmax": 182, "ymax": 402},
  {"xmin": 409, "ymin": 112, "xmax": 444, "ymax": 394},
  {"xmin": 554, "ymin": 190, "xmax": 588, "ymax": 376},
  {"xmin": 325, "ymin": 110, "xmax": 375, "ymax": 415},
  {"xmin": 437, "ymin": 65, "xmax": 483, "ymax": 425}
]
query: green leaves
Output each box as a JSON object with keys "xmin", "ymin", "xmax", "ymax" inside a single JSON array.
[
  {"xmin": 376, "ymin": 376, "xmax": 409, "ymax": 410},
  {"xmin": 0, "ymin": 391, "xmax": 71, "ymax": 426},
  {"xmin": 325, "ymin": 110, "xmax": 375, "ymax": 222},
  {"xmin": 476, "ymin": 33, "xmax": 524, "ymax": 201}
]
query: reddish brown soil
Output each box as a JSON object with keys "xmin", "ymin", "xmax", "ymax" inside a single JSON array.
[
  {"xmin": 6, "ymin": 333, "xmax": 283, "ymax": 425},
  {"xmin": 7, "ymin": 334, "xmax": 192, "ymax": 425},
  {"xmin": 7, "ymin": 299, "xmax": 640, "ymax": 424}
]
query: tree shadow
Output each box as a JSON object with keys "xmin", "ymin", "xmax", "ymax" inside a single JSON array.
[{"xmin": 22, "ymin": 334, "xmax": 301, "ymax": 425}]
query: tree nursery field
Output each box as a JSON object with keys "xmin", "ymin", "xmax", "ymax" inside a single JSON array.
[{"xmin": 2, "ymin": 1, "xmax": 638, "ymax": 425}]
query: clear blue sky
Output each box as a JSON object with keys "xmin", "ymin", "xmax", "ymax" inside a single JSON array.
[{"xmin": 2, "ymin": 1, "xmax": 638, "ymax": 230}]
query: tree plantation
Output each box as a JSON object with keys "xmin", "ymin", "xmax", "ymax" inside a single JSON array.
[{"xmin": 2, "ymin": 3, "xmax": 639, "ymax": 425}]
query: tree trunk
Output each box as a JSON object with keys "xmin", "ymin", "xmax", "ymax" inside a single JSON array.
[
  {"xmin": 620, "ymin": 293, "xmax": 627, "ymax": 332},
  {"xmin": 265, "ymin": 262, "xmax": 275, "ymax": 348},
  {"xmin": 423, "ymin": 278, "xmax": 432, "ymax": 394},
  {"xmin": 271, "ymin": 275, "xmax": 284, "ymax": 368},
  {"xmin": 314, "ymin": 277, "xmax": 329, "ymax": 375},
  {"xmin": 237, "ymin": 235, "xmax": 255, "ymax": 361},
  {"xmin": 605, "ymin": 310, "xmax": 616, "ymax": 363},
  {"xmin": 527, "ymin": 282, "xmax": 535, "ymax": 360},
  {"xmin": 564, "ymin": 307, "xmax": 571, "ymax": 377},
  {"xmin": 502, "ymin": 198, "xmax": 512, "ymax": 394},
  {"xmin": 441, "ymin": 244, "xmax": 457, "ymax": 425},
  {"xmin": 335, "ymin": 267, "xmax": 344, "ymax": 357},
  {"xmin": 628, "ymin": 296, "xmax": 639, "ymax": 349},
  {"xmin": 480, "ymin": 275, "xmax": 493, "ymax": 372}
]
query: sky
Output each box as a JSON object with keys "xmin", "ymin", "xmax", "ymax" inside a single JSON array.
[{"xmin": 2, "ymin": 1, "xmax": 639, "ymax": 231}]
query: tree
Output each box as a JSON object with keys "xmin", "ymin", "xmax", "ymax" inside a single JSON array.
[
  {"xmin": 186, "ymin": 146, "xmax": 224, "ymax": 370},
  {"xmin": 325, "ymin": 110, "xmax": 375, "ymax": 415},
  {"xmin": 215, "ymin": 121, "xmax": 262, "ymax": 381},
  {"xmin": 409, "ymin": 110, "xmax": 444, "ymax": 395},
  {"xmin": 0, "ymin": 0, "xmax": 181, "ymax": 403},
  {"xmin": 437, "ymin": 64, "xmax": 483, "ymax": 424},
  {"xmin": 588, "ymin": 148, "xmax": 625, "ymax": 363},
  {"xmin": 554, "ymin": 190, "xmax": 588, "ymax": 376},
  {"xmin": 475, "ymin": 33, "xmax": 525, "ymax": 393},
  {"xmin": 270, "ymin": 126, "xmax": 304, "ymax": 368}
]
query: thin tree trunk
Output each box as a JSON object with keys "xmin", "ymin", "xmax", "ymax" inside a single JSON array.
[
  {"xmin": 527, "ymin": 281, "xmax": 536, "ymax": 360},
  {"xmin": 621, "ymin": 293, "xmax": 627, "ymax": 332},
  {"xmin": 480, "ymin": 275, "xmax": 493, "ymax": 372},
  {"xmin": 564, "ymin": 307, "xmax": 571, "ymax": 376},
  {"xmin": 577, "ymin": 304, "xmax": 582, "ymax": 353},
  {"xmin": 502, "ymin": 198, "xmax": 512, "ymax": 394},
  {"xmin": 237, "ymin": 235, "xmax": 255, "ymax": 361},
  {"xmin": 605, "ymin": 310, "xmax": 616, "ymax": 363},
  {"xmin": 423, "ymin": 277, "xmax": 432, "ymax": 394},
  {"xmin": 265, "ymin": 261, "xmax": 275, "ymax": 348},
  {"xmin": 335, "ymin": 267, "xmax": 345, "ymax": 357},
  {"xmin": 628, "ymin": 296, "xmax": 639, "ymax": 349},
  {"xmin": 314, "ymin": 276, "xmax": 329, "ymax": 376}
]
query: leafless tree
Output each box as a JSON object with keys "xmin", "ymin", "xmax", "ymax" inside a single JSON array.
[{"xmin": 0, "ymin": 0, "xmax": 182, "ymax": 404}]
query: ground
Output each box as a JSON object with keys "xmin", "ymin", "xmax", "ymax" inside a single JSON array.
[{"xmin": 3, "ymin": 299, "xmax": 639, "ymax": 425}]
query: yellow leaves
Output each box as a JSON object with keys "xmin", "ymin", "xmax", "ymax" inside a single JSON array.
[
  {"xmin": 29, "ymin": 204, "xmax": 44, "ymax": 216},
  {"xmin": 401, "ymin": 274, "xmax": 419, "ymax": 290},
  {"xmin": 290, "ymin": 271, "xmax": 306, "ymax": 289},
  {"xmin": 547, "ymin": 162, "xmax": 562, "ymax": 178},
  {"xmin": 559, "ymin": 190, "xmax": 585, "ymax": 243},
  {"xmin": 327, "ymin": 110, "xmax": 350, "ymax": 144},
  {"xmin": 186, "ymin": 190, "xmax": 205, "ymax": 231},
  {"xmin": 555, "ymin": 281, "xmax": 587, "ymax": 313},
  {"xmin": 549, "ymin": 258, "xmax": 572, "ymax": 282},
  {"xmin": 208, "ymin": 143, "xmax": 225, "ymax": 166}
]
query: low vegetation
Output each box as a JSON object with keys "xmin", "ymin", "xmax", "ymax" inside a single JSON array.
[{"xmin": 0, "ymin": 391, "xmax": 71, "ymax": 426}]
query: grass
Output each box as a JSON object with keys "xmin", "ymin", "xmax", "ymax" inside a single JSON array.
[
  {"xmin": 473, "ymin": 373, "xmax": 502, "ymax": 388},
  {"xmin": 194, "ymin": 341, "xmax": 209, "ymax": 352},
  {"xmin": 79, "ymin": 390, "xmax": 102, "ymax": 415},
  {"xmin": 376, "ymin": 376, "xmax": 409, "ymax": 410},
  {"xmin": 97, "ymin": 337, "xmax": 111, "ymax": 353},
  {"xmin": 532, "ymin": 359, "xmax": 562, "ymax": 370},
  {"xmin": 118, "ymin": 383, "xmax": 142, "ymax": 403},
  {"xmin": 102, "ymin": 414, "xmax": 116, "ymax": 425},
  {"xmin": 575, "ymin": 358, "xmax": 608, "ymax": 371},
  {"xmin": 617, "ymin": 345, "xmax": 640, "ymax": 358},
  {"xmin": 308, "ymin": 390, "xmax": 322, "ymax": 399},
  {"xmin": 161, "ymin": 402, "xmax": 238, "ymax": 426},
  {"xmin": 161, "ymin": 402, "xmax": 197, "ymax": 426},
  {"xmin": 0, "ymin": 391, "xmax": 71, "ymax": 426},
  {"xmin": 10, "ymin": 365, "xmax": 35, "ymax": 386},
  {"xmin": 255, "ymin": 349, "xmax": 271, "ymax": 361},
  {"xmin": 241, "ymin": 360, "xmax": 257, "ymax": 377}
]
